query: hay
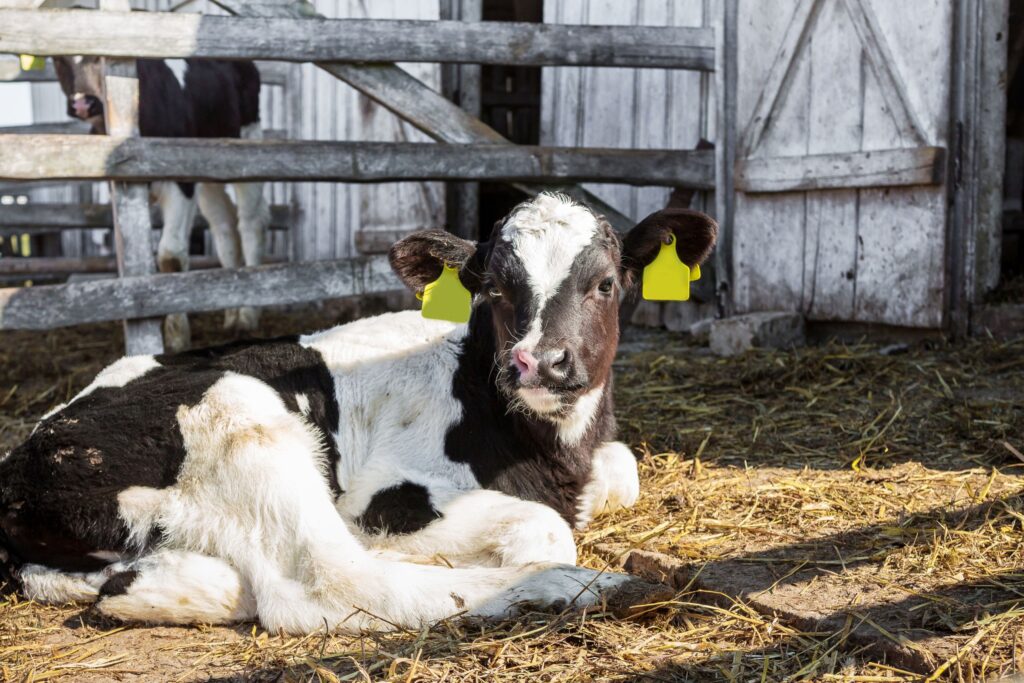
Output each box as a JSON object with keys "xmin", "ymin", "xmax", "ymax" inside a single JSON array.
[{"xmin": 1, "ymin": 312, "xmax": 1023, "ymax": 682}]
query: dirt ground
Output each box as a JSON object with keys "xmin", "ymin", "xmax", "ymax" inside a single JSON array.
[{"xmin": 1, "ymin": 304, "xmax": 1023, "ymax": 682}]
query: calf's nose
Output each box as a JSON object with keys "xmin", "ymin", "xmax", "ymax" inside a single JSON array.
[
  {"xmin": 72, "ymin": 97, "xmax": 91, "ymax": 118},
  {"xmin": 537, "ymin": 348, "xmax": 570, "ymax": 381},
  {"xmin": 513, "ymin": 348, "xmax": 539, "ymax": 381}
]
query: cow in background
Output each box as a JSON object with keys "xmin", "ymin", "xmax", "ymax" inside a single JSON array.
[{"xmin": 53, "ymin": 55, "xmax": 271, "ymax": 352}]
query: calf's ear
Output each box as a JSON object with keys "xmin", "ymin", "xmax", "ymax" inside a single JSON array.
[
  {"xmin": 388, "ymin": 230, "xmax": 488, "ymax": 294},
  {"xmin": 620, "ymin": 209, "xmax": 718, "ymax": 291}
]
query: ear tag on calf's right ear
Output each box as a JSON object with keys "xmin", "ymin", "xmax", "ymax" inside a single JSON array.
[
  {"xmin": 19, "ymin": 55, "xmax": 45, "ymax": 71},
  {"xmin": 642, "ymin": 235, "xmax": 692, "ymax": 301},
  {"xmin": 418, "ymin": 264, "xmax": 472, "ymax": 324}
]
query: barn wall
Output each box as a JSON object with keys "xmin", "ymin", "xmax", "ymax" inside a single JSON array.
[
  {"xmin": 732, "ymin": 0, "xmax": 953, "ymax": 328},
  {"xmin": 25, "ymin": 0, "xmax": 443, "ymax": 264},
  {"xmin": 540, "ymin": 0, "xmax": 716, "ymax": 329}
]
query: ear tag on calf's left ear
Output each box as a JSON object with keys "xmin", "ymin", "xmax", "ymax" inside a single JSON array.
[
  {"xmin": 418, "ymin": 264, "xmax": 472, "ymax": 324},
  {"xmin": 19, "ymin": 55, "xmax": 45, "ymax": 71},
  {"xmin": 642, "ymin": 235, "xmax": 693, "ymax": 301}
]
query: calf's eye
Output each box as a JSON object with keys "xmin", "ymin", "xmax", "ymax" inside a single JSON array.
[
  {"xmin": 597, "ymin": 277, "xmax": 615, "ymax": 294},
  {"xmin": 488, "ymin": 287, "xmax": 502, "ymax": 298}
]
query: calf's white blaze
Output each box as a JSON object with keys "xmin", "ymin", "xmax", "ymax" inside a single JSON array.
[{"xmin": 502, "ymin": 194, "xmax": 599, "ymax": 352}]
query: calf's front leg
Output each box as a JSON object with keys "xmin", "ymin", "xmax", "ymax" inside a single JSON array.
[
  {"xmin": 354, "ymin": 487, "xmax": 579, "ymax": 568},
  {"xmin": 576, "ymin": 441, "xmax": 641, "ymax": 529}
]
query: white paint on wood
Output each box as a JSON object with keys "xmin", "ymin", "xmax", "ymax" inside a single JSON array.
[{"xmin": 731, "ymin": 0, "xmax": 953, "ymax": 328}]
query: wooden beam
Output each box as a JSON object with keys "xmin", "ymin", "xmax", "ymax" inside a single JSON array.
[
  {"xmin": 734, "ymin": 147, "xmax": 945, "ymax": 193},
  {"xmin": 0, "ymin": 57, "xmax": 290, "ymax": 86},
  {"xmin": 100, "ymin": 7, "xmax": 164, "ymax": 355},
  {"xmin": 214, "ymin": 0, "xmax": 638, "ymax": 235},
  {"xmin": 0, "ymin": 121, "xmax": 92, "ymax": 135},
  {"xmin": 0, "ymin": 8, "xmax": 716, "ymax": 70},
  {"xmin": 0, "ymin": 135, "xmax": 716, "ymax": 188},
  {"xmin": 440, "ymin": 0, "xmax": 483, "ymax": 241},
  {"xmin": 354, "ymin": 229, "xmax": 417, "ymax": 255},
  {"xmin": 0, "ymin": 256, "xmax": 402, "ymax": 330},
  {"xmin": 0, "ymin": 253, "xmax": 285, "ymax": 275},
  {"xmin": 0, "ymin": 121, "xmax": 287, "ymax": 138},
  {"xmin": 0, "ymin": 203, "xmax": 294, "ymax": 230}
]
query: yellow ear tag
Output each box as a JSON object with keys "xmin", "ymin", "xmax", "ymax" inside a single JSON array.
[
  {"xmin": 418, "ymin": 264, "xmax": 472, "ymax": 323},
  {"xmin": 19, "ymin": 55, "xmax": 45, "ymax": 71},
  {"xmin": 642, "ymin": 235, "xmax": 692, "ymax": 301}
]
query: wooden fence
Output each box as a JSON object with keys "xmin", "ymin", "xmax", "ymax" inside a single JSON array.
[{"xmin": 0, "ymin": 0, "xmax": 729, "ymax": 354}]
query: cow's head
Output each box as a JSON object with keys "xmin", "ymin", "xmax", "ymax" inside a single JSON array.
[
  {"xmin": 52, "ymin": 56, "xmax": 107, "ymax": 132},
  {"xmin": 390, "ymin": 193, "xmax": 717, "ymax": 420}
]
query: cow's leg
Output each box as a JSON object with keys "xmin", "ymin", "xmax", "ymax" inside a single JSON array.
[
  {"xmin": 230, "ymin": 124, "xmax": 271, "ymax": 333},
  {"xmin": 18, "ymin": 563, "xmax": 119, "ymax": 603},
  {"xmin": 154, "ymin": 181, "xmax": 197, "ymax": 353},
  {"xmin": 575, "ymin": 441, "xmax": 641, "ymax": 529},
  {"xmin": 94, "ymin": 549, "xmax": 256, "ymax": 625},
  {"xmin": 101, "ymin": 374, "xmax": 632, "ymax": 633},
  {"xmin": 358, "ymin": 487, "xmax": 579, "ymax": 568},
  {"xmin": 196, "ymin": 183, "xmax": 245, "ymax": 333}
]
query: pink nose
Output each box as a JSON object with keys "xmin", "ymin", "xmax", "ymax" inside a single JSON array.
[
  {"xmin": 513, "ymin": 348, "xmax": 539, "ymax": 381},
  {"xmin": 72, "ymin": 98, "xmax": 91, "ymax": 118}
]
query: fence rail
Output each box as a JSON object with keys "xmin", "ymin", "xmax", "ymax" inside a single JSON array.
[
  {"xmin": 0, "ymin": 202, "xmax": 294, "ymax": 231},
  {"xmin": 0, "ymin": 1, "xmax": 723, "ymax": 351},
  {"xmin": 0, "ymin": 8, "xmax": 716, "ymax": 70},
  {"xmin": 0, "ymin": 257, "xmax": 399, "ymax": 330},
  {"xmin": 0, "ymin": 135, "xmax": 716, "ymax": 188}
]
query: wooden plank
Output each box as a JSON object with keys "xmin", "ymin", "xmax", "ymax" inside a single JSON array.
[
  {"xmin": 735, "ymin": 147, "xmax": 945, "ymax": 193},
  {"xmin": 854, "ymin": 30, "xmax": 947, "ymax": 329},
  {"xmin": 0, "ymin": 253, "xmax": 284, "ymax": 275},
  {"xmin": 100, "ymin": 13, "xmax": 164, "ymax": 355},
  {"xmin": 840, "ymin": 0, "xmax": 928, "ymax": 146},
  {"xmin": 0, "ymin": 121, "xmax": 286, "ymax": 138},
  {"xmin": 737, "ymin": 0, "xmax": 820, "ymax": 157},
  {"xmin": 0, "ymin": 57, "xmax": 289, "ymax": 86},
  {"xmin": 0, "ymin": 135, "xmax": 716, "ymax": 187},
  {"xmin": 440, "ymin": 0, "xmax": 482, "ymax": 240},
  {"xmin": 715, "ymin": 0, "xmax": 738, "ymax": 314},
  {"xmin": 0, "ymin": 121, "xmax": 92, "ymax": 135},
  {"xmin": 213, "ymin": 1, "xmax": 635, "ymax": 236},
  {"xmin": 0, "ymin": 203, "xmax": 293, "ymax": 230},
  {"xmin": 800, "ymin": 0, "xmax": 863, "ymax": 321},
  {"xmin": 0, "ymin": 256, "xmax": 401, "ymax": 330},
  {"xmin": 0, "ymin": 8, "xmax": 716, "ymax": 70},
  {"xmin": 353, "ymin": 228, "xmax": 417, "ymax": 255}
]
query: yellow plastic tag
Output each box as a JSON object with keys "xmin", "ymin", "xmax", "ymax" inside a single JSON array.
[
  {"xmin": 642, "ymin": 235, "xmax": 692, "ymax": 301},
  {"xmin": 690, "ymin": 263, "xmax": 701, "ymax": 282},
  {"xmin": 418, "ymin": 264, "xmax": 471, "ymax": 323},
  {"xmin": 19, "ymin": 55, "xmax": 45, "ymax": 71}
]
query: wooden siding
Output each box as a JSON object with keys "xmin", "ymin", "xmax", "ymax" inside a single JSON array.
[
  {"xmin": 541, "ymin": 0, "xmax": 715, "ymax": 330},
  {"xmin": 732, "ymin": 0, "xmax": 953, "ymax": 328},
  {"xmin": 18, "ymin": 0, "xmax": 441, "ymax": 265}
]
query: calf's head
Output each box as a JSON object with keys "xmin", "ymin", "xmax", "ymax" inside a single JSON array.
[
  {"xmin": 52, "ymin": 56, "xmax": 107, "ymax": 132},
  {"xmin": 390, "ymin": 193, "xmax": 717, "ymax": 419}
]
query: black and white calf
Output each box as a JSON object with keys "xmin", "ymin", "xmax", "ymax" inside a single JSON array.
[
  {"xmin": 0, "ymin": 194, "xmax": 717, "ymax": 634},
  {"xmin": 53, "ymin": 55, "xmax": 271, "ymax": 351}
]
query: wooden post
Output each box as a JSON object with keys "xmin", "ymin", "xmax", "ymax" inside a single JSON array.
[
  {"xmin": 714, "ymin": 0, "xmax": 738, "ymax": 318},
  {"xmin": 440, "ymin": 0, "xmax": 482, "ymax": 241},
  {"xmin": 101, "ymin": 0, "xmax": 163, "ymax": 355}
]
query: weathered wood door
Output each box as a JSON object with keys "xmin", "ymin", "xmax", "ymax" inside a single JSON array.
[{"xmin": 730, "ymin": 0, "xmax": 952, "ymax": 328}]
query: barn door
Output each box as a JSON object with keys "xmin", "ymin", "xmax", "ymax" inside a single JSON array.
[{"xmin": 729, "ymin": 0, "xmax": 952, "ymax": 328}]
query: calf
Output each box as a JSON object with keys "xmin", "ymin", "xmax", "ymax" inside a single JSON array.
[
  {"xmin": 0, "ymin": 194, "xmax": 717, "ymax": 634},
  {"xmin": 53, "ymin": 55, "xmax": 271, "ymax": 351}
]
